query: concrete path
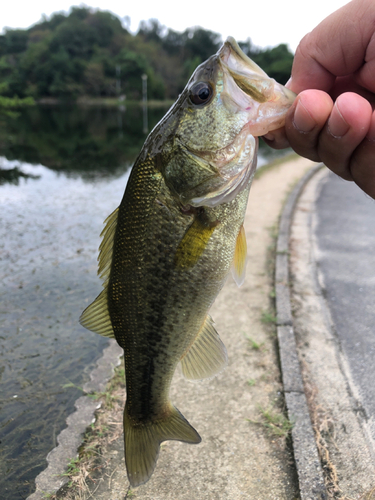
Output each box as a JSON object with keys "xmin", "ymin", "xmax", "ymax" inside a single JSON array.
[
  {"xmin": 290, "ymin": 169, "xmax": 375, "ymax": 498},
  {"xmin": 29, "ymin": 160, "xmax": 375, "ymax": 500},
  {"xmin": 30, "ymin": 156, "xmax": 317, "ymax": 500},
  {"xmin": 315, "ymin": 172, "xmax": 375, "ymax": 441}
]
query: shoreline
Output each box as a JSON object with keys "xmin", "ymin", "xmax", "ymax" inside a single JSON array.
[
  {"xmin": 28, "ymin": 153, "xmax": 317, "ymax": 500},
  {"xmin": 36, "ymin": 97, "xmax": 175, "ymax": 108}
]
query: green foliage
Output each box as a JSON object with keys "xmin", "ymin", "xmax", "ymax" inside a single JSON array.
[
  {"xmin": 261, "ymin": 310, "xmax": 278, "ymax": 324},
  {"xmin": 0, "ymin": 6, "xmax": 294, "ymax": 101},
  {"xmin": 0, "ymin": 81, "xmax": 35, "ymax": 117},
  {"xmin": 62, "ymin": 457, "xmax": 81, "ymax": 476},
  {"xmin": 239, "ymin": 38, "xmax": 294, "ymax": 84},
  {"xmin": 245, "ymin": 335, "xmax": 264, "ymax": 350},
  {"xmin": 0, "ymin": 95, "xmax": 34, "ymax": 108},
  {"xmin": 253, "ymin": 44, "xmax": 294, "ymax": 84},
  {"xmin": 248, "ymin": 405, "xmax": 294, "ymax": 438}
]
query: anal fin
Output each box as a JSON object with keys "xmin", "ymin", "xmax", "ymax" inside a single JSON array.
[{"xmin": 180, "ymin": 315, "xmax": 228, "ymax": 380}]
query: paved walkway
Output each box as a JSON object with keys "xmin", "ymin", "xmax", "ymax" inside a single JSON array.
[
  {"xmin": 315, "ymin": 171, "xmax": 375, "ymax": 441},
  {"xmin": 29, "ymin": 160, "xmax": 375, "ymax": 500},
  {"xmin": 290, "ymin": 168, "xmax": 375, "ymax": 498}
]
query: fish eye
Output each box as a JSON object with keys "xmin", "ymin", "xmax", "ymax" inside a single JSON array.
[{"xmin": 189, "ymin": 82, "xmax": 213, "ymax": 106}]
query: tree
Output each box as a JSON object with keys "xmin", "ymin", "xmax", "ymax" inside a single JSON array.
[
  {"xmin": 254, "ymin": 44, "xmax": 293, "ymax": 84},
  {"xmin": 0, "ymin": 8, "xmax": 295, "ymax": 101},
  {"xmin": 183, "ymin": 27, "xmax": 222, "ymax": 63},
  {"xmin": 138, "ymin": 19, "xmax": 165, "ymax": 43}
]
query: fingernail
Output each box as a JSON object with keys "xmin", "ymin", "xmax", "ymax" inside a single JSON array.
[
  {"xmin": 285, "ymin": 77, "xmax": 292, "ymax": 89},
  {"xmin": 328, "ymin": 101, "xmax": 350, "ymax": 138},
  {"xmin": 293, "ymin": 98, "xmax": 315, "ymax": 133}
]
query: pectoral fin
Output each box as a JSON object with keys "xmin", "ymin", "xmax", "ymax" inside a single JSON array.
[
  {"xmin": 231, "ymin": 224, "xmax": 247, "ymax": 287},
  {"xmin": 180, "ymin": 315, "xmax": 228, "ymax": 380},
  {"xmin": 174, "ymin": 217, "xmax": 217, "ymax": 270}
]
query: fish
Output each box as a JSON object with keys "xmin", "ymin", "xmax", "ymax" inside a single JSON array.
[{"xmin": 80, "ymin": 37, "xmax": 295, "ymax": 487}]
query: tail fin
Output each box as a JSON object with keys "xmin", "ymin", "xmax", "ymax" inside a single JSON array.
[{"xmin": 124, "ymin": 404, "xmax": 201, "ymax": 487}]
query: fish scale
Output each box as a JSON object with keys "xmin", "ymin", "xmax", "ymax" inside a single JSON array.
[
  {"xmin": 110, "ymin": 156, "xmax": 244, "ymax": 409},
  {"xmin": 80, "ymin": 36, "xmax": 295, "ymax": 487}
]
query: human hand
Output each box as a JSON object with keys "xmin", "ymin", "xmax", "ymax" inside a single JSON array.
[{"xmin": 264, "ymin": 0, "xmax": 375, "ymax": 198}]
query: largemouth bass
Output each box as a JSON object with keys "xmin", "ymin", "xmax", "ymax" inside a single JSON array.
[{"xmin": 80, "ymin": 37, "xmax": 295, "ymax": 487}]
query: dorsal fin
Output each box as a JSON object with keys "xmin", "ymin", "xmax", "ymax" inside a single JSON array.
[
  {"xmin": 79, "ymin": 208, "xmax": 119, "ymax": 338},
  {"xmin": 98, "ymin": 207, "xmax": 119, "ymax": 281},
  {"xmin": 231, "ymin": 224, "xmax": 247, "ymax": 287},
  {"xmin": 180, "ymin": 315, "xmax": 228, "ymax": 380}
]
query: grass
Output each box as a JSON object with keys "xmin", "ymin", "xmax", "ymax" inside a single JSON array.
[
  {"xmin": 62, "ymin": 364, "xmax": 125, "ymax": 408},
  {"xmin": 63, "ymin": 458, "xmax": 81, "ymax": 477},
  {"xmin": 52, "ymin": 358, "xmax": 126, "ymax": 499},
  {"xmin": 248, "ymin": 405, "xmax": 293, "ymax": 439},
  {"xmin": 245, "ymin": 335, "xmax": 264, "ymax": 350},
  {"xmin": 261, "ymin": 310, "xmax": 278, "ymax": 324}
]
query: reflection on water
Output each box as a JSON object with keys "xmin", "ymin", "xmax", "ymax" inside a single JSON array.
[
  {"xmin": 0, "ymin": 160, "xmax": 131, "ymax": 500},
  {"xmin": 0, "ymin": 166, "xmax": 40, "ymax": 185},
  {"xmin": 0, "ymin": 104, "xmax": 171, "ymax": 500},
  {"xmin": 0, "ymin": 104, "xmax": 288, "ymax": 500},
  {"xmin": 0, "ymin": 104, "xmax": 167, "ymax": 178}
]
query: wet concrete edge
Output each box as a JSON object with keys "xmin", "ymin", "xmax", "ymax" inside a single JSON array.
[
  {"xmin": 27, "ymin": 339, "xmax": 123, "ymax": 500},
  {"xmin": 275, "ymin": 163, "xmax": 327, "ymax": 500}
]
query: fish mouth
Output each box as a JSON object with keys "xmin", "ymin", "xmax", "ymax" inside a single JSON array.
[
  {"xmin": 187, "ymin": 37, "xmax": 296, "ymax": 208},
  {"xmin": 219, "ymin": 37, "xmax": 295, "ymax": 106},
  {"xmin": 195, "ymin": 36, "xmax": 295, "ymax": 173}
]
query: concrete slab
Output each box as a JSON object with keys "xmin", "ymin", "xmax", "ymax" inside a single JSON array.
[
  {"xmin": 30, "ymin": 156, "xmax": 320, "ymax": 500},
  {"xmin": 290, "ymin": 168, "xmax": 375, "ymax": 497}
]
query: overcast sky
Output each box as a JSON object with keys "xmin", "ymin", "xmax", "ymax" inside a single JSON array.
[{"xmin": 1, "ymin": 0, "xmax": 349, "ymax": 52}]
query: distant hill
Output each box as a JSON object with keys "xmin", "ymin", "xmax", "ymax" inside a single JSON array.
[{"xmin": 0, "ymin": 7, "xmax": 294, "ymax": 101}]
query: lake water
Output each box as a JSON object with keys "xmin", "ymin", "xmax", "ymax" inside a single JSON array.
[{"xmin": 0, "ymin": 104, "xmax": 288, "ymax": 499}]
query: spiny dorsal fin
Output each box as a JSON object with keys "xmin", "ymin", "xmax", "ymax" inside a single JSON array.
[
  {"xmin": 231, "ymin": 224, "xmax": 247, "ymax": 287},
  {"xmin": 180, "ymin": 315, "xmax": 228, "ymax": 380},
  {"xmin": 124, "ymin": 403, "xmax": 201, "ymax": 487},
  {"xmin": 79, "ymin": 208, "xmax": 119, "ymax": 338},
  {"xmin": 98, "ymin": 207, "xmax": 119, "ymax": 281}
]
